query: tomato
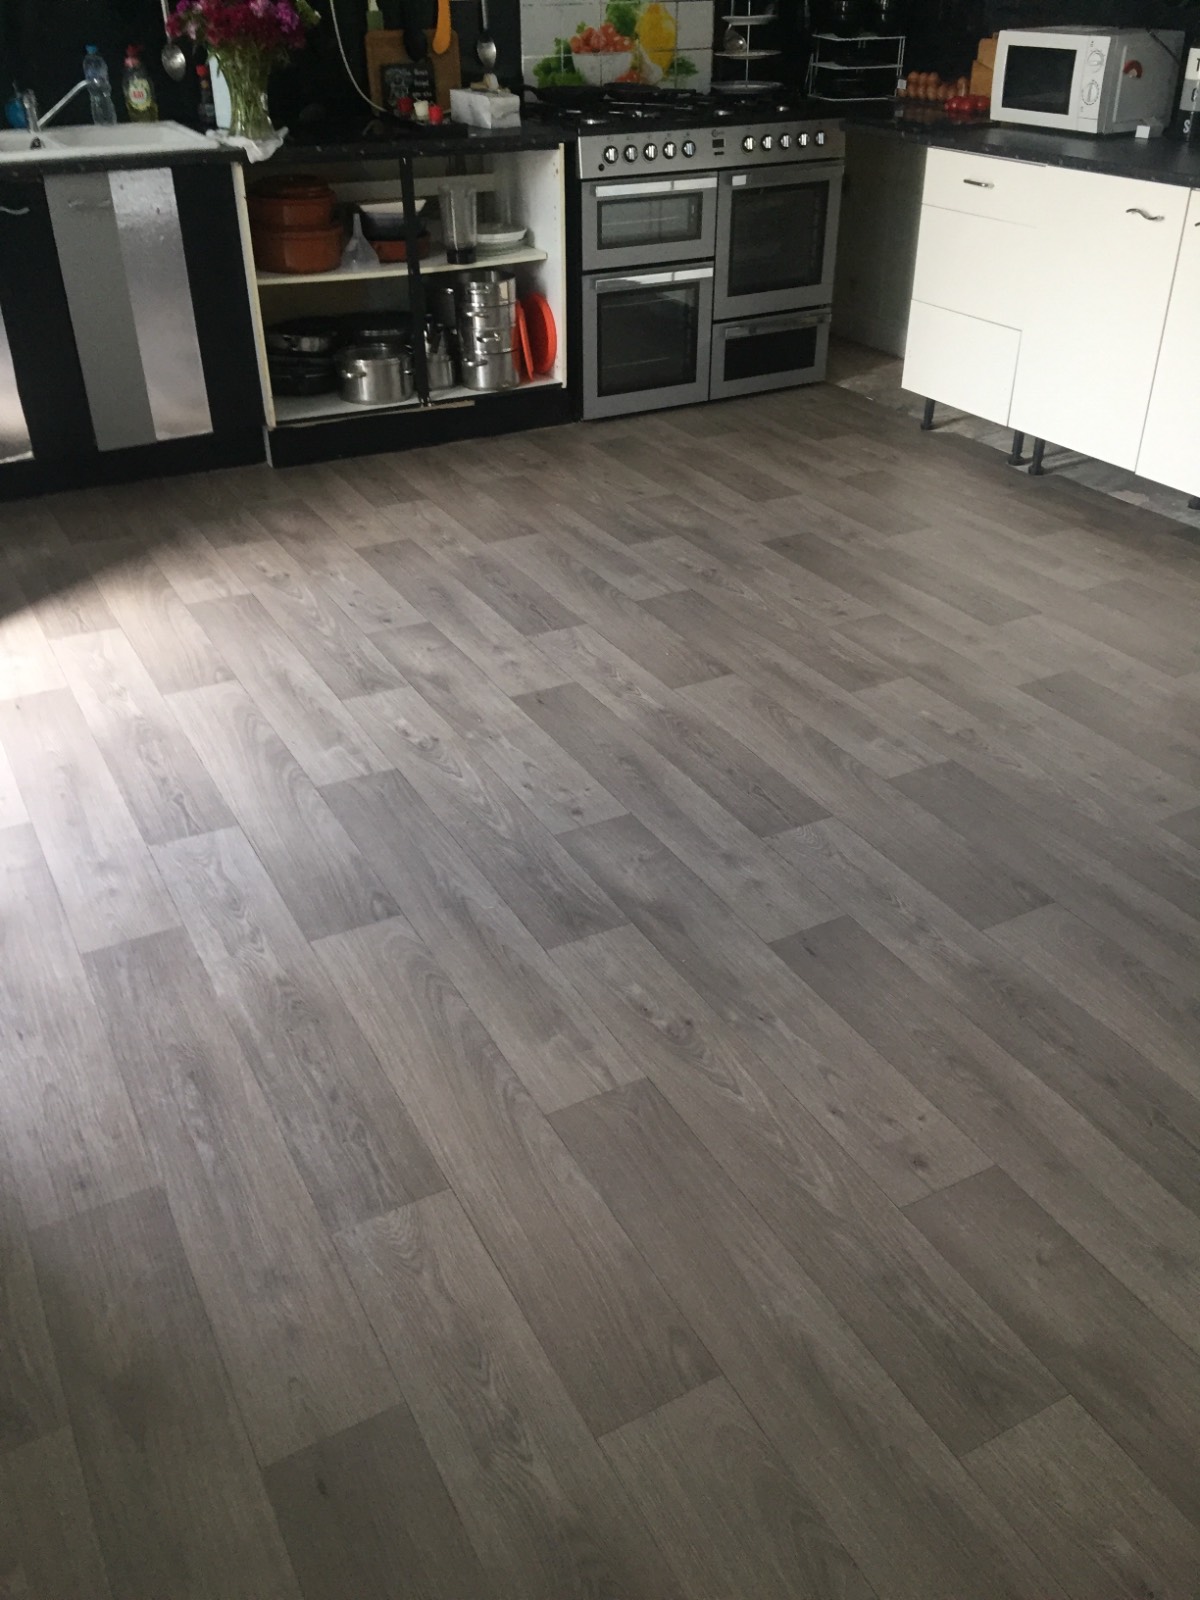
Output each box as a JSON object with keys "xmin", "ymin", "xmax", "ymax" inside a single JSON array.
[
  {"xmin": 945, "ymin": 95, "xmax": 966, "ymax": 112},
  {"xmin": 969, "ymin": 94, "xmax": 990, "ymax": 113}
]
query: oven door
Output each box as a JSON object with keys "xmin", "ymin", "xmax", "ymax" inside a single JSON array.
[
  {"xmin": 714, "ymin": 161, "xmax": 843, "ymax": 320},
  {"xmin": 582, "ymin": 174, "xmax": 718, "ymax": 272},
  {"xmin": 584, "ymin": 265, "xmax": 714, "ymax": 420},
  {"xmin": 710, "ymin": 308, "xmax": 830, "ymax": 401}
]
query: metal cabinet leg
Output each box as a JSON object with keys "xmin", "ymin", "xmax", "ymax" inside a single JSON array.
[
  {"xmin": 1007, "ymin": 430, "xmax": 1026, "ymax": 465},
  {"xmin": 1028, "ymin": 438, "xmax": 1046, "ymax": 476},
  {"xmin": 920, "ymin": 398, "xmax": 935, "ymax": 431}
]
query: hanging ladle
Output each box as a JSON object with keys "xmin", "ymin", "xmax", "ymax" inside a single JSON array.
[{"xmin": 160, "ymin": 0, "xmax": 188, "ymax": 81}]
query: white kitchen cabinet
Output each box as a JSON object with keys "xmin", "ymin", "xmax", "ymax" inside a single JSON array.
[
  {"xmin": 919, "ymin": 146, "xmax": 1048, "ymax": 225},
  {"xmin": 1136, "ymin": 188, "xmax": 1200, "ymax": 495},
  {"xmin": 1008, "ymin": 169, "xmax": 1187, "ymax": 471},
  {"xmin": 901, "ymin": 150, "xmax": 1046, "ymax": 426},
  {"xmin": 902, "ymin": 302, "xmax": 1021, "ymax": 427}
]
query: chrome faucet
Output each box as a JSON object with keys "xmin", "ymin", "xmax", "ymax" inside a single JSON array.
[{"xmin": 20, "ymin": 80, "xmax": 89, "ymax": 135}]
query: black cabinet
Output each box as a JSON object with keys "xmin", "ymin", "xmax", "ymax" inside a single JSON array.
[{"xmin": 0, "ymin": 157, "xmax": 264, "ymax": 500}]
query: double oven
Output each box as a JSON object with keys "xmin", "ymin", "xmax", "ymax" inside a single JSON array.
[{"xmin": 578, "ymin": 118, "xmax": 844, "ymax": 419}]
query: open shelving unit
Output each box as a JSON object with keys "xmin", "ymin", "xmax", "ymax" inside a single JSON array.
[
  {"xmin": 233, "ymin": 146, "xmax": 569, "ymax": 456},
  {"xmin": 256, "ymin": 243, "xmax": 549, "ymax": 290},
  {"xmin": 805, "ymin": 32, "xmax": 906, "ymax": 103},
  {"xmin": 272, "ymin": 373, "xmax": 562, "ymax": 427}
]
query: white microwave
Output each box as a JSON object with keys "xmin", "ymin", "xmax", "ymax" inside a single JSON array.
[{"xmin": 993, "ymin": 27, "xmax": 1184, "ymax": 135}]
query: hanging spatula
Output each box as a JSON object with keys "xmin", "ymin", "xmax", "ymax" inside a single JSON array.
[{"xmin": 432, "ymin": 0, "xmax": 452, "ymax": 57}]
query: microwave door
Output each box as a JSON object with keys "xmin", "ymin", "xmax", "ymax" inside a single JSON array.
[{"xmin": 995, "ymin": 35, "xmax": 1087, "ymax": 128}]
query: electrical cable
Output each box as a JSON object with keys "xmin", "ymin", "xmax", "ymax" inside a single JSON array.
[{"xmin": 330, "ymin": 0, "xmax": 390, "ymax": 113}]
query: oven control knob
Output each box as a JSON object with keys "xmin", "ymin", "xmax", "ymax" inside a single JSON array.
[
  {"xmin": 816, "ymin": 130, "xmax": 827, "ymax": 145},
  {"xmin": 779, "ymin": 132, "xmax": 791, "ymax": 149},
  {"xmin": 797, "ymin": 131, "xmax": 809, "ymax": 146},
  {"xmin": 682, "ymin": 139, "xmax": 697, "ymax": 157},
  {"xmin": 741, "ymin": 135, "xmax": 756, "ymax": 152},
  {"xmin": 663, "ymin": 140, "xmax": 677, "ymax": 158},
  {"xmin": 1088, "ymin": 48, "xmax": 1104, "ymax": 68},
  {"xmin": 603, "ymin": 144, "xmax": 619, "ymax": 165},
  {"xmin": 644, "ymin": 142, "xmax": 657, "ymax": 160},
  {"xmin": 1082, "ymin": 78, "xmax": 1100, "ymax": 104},
  {"xmin": 760, "ymin": 133, "xmax": 773, "ymax": 150},
  {"xmin": 623, "ymin": 144, "xmax": 638, "ymax": 162}
]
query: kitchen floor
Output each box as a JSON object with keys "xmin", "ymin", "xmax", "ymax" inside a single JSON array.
[
  {"xmin": 3, "ymin": 382, "xmax": 1200, "ymax": 1600},
  {"xmin": 829, "ymin": 335, "xmax": 1200, "ymax": 534}
]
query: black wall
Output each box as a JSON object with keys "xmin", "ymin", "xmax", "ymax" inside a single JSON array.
[{"xmin": 1, "ymin": 0, "xmax": 524, "ymax": 129}]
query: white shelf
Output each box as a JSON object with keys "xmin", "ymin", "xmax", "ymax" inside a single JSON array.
[
  {"xmin": 812, "ymin": 58, "xmax": 902, "ymax": 70},
  {"xmin": 272, "ymin": 374, "xmax": 563, "ymax": 427},
  {"xmin": 257, "ymin": 244, "xmax": 548, "ymax": 289}
]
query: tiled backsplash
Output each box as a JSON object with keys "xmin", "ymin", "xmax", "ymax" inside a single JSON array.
[{"xmin": 522, "ymin": 0, "xmax": 713, "ymax": 91}]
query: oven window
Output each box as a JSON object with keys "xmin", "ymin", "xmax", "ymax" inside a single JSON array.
[
  {"xmin": 596, "ymin": 280, "xmax": 702, "ymax": 397},
  {"xmin": 722, "ymin": 321, "xmax": 819, "ymax": 382},
  {"xmin": 1001, "ymin": 45, "xmax": 1076, "ymax": 114},
  {"xmin": 597, "ymin": 192, "xmax": 706, "ymax": 253},
  {"xmin": 727, "ymin": 180, "xmax": 828, "ymax": 299}
]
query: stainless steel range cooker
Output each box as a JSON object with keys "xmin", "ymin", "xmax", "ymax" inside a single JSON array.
[{"xmin": 570, "ymin": 98, "xmax": 845, "ymax": 419}]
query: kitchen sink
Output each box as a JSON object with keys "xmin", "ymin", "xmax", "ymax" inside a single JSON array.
[{"xmin": 0, "ymin": 120, "xmax": 210, "ymax": 165}]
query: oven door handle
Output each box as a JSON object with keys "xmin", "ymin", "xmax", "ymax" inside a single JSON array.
[
  {"xmin": 728, "ymin": 159, "xmax": 844, "ymax": 188},
  {"xmin": 595, "ymin": 266, "xmax": 715, "ymax": 292},
  {"xmin": 721, "ymin": 309, "xmax": 833, "ymax": 338},
  {"xmin": 597, "ymin": 176, "xmax": 719, "ymax": 198}
]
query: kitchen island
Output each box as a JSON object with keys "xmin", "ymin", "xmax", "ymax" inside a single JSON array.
[{"xmin": 0, "ymin": 126, "xmax": 262, "ymax": 501}]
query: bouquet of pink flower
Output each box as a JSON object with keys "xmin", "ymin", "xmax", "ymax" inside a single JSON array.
[
  {"xmin": 168, "ymin": 0, "xmax": 320, "ymax": 139},
  {"xmin": 168, "ymin": 0, "xmax": 320, "ymax": 61}
]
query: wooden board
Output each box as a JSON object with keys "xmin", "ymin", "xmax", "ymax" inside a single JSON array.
[{"xmin": 366, "ymin": 29, "xmax": 461, "ymax": 114}]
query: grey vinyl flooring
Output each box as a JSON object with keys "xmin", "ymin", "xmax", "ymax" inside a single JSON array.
[{"xmin": 2, "ymin": 381, "xmax": 1200, "ymax": 1599}]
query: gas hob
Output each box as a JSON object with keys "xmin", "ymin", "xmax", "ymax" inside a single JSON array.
[{"xmin": 525, "ymin": 88, "xmax": 842, "ymax": 176}]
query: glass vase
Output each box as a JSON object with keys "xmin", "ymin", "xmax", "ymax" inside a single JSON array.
[{"xmin": 213, "ymin": 50, "xmax": 274, "ymax": 141}]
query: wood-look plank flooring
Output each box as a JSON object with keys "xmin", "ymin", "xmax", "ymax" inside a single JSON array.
[{"xmin": 3, "ymin": 382, "xmax": 1200, "ymax": 1598}]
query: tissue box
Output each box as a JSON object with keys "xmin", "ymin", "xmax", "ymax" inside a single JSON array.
[{"xmin": 450, "ymin": 88, "xmax": 522, "ymax": 129}]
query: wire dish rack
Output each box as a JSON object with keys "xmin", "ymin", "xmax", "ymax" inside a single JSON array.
[{"xmin": 805, "ymin": 31, "xmax": 906, "ymax": 103}]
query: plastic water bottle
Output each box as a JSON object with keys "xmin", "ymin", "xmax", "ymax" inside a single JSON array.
[{"xmin": 83, "ymin": 46, "xmax": 118, "ymax": 125}]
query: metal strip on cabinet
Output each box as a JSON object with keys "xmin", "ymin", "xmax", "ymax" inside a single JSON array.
[
  {"xmin": 0, "ymin": 298, "xmax": 32, "ymax": 462},
  {"xmin": 44, "ymin": 170, "xmax": 157, "ymax": 452},
  {"xmin": 110, "ymin": 166, "xmax": 212, "ymax": 442}
]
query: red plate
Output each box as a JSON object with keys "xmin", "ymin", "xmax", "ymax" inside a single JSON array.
[
  {"xmin": 514, "ymin": 302, "xmax": 534, "ymax": 383},
  {"xmin": 521, "ymin": 292, "xmax": 557, "ymax": 376}
]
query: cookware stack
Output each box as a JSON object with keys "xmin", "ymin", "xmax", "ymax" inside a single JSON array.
[
  {"xmin": 457, "ymin": 270, "xmax": 520, "ymax": 392},
  {"xmin": 249, "ymin": 178, "xmax": 342, "ymax": 275}
]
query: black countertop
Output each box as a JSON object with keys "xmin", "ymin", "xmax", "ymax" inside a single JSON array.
[
  {"xmin": 264, "ymin": 120, "xmax": 564, "ymax": 165},
  {"xmin": 0, "ymin": 134, "xmax": 239, "ymax": 178},
  {"xmin": 845, "ymin": 104, "xmax": 1200, "ymax": 188}
]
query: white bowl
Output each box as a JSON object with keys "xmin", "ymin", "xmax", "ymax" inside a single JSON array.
[
  {"xmin": 575, "ymin": 51, "xmax": 634, "ymax": 85},
  {"xmin": 359, "ymin": 199, "xmax": 428, "ymax": 219}
]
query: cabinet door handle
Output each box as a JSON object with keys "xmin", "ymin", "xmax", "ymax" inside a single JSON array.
[
  {"xmin": 0, "ymin": 205, "xmax": 31, "ymax": 216},
  {"xmin": 1126, "ymin": 206, "xmax": 1165, "ymax": 221},
  {"xmin": 963, "ymin": 178, "xmax": 994, "ymax": 188}
]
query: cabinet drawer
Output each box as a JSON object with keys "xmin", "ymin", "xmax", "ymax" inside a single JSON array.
[
  {"xmin": 921, "ymin": 147, "xmax": 1045, "ymax": 225},
  {"xmin": 912, "ymin": 204, "xmax": 1033, "ymax": 326},
  {"xmin": 902, "ymin": 301, "xmax": 1018, "ymax": 428}
]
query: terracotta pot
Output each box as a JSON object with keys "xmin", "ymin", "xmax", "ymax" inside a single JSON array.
[
  {"xmin": 248, "ymin": 177, "xmax": 336, "ymax": 231},
  {"xmin": 252, "ymin": 222, "xmax": 344, "ymax": 275}
]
